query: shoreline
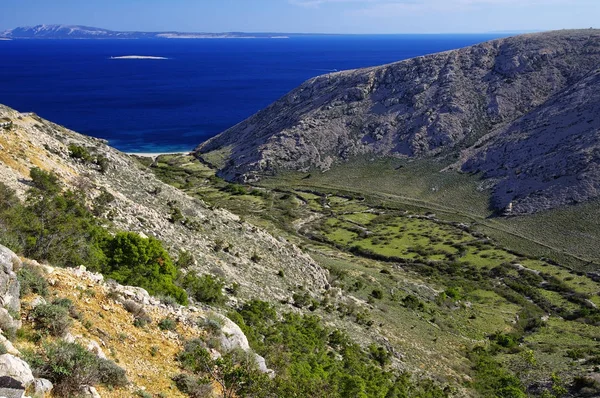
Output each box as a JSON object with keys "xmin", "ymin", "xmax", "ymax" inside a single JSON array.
[{"xmin": 126, "ymin": 151, "xmax": 189, "ymax": 158}]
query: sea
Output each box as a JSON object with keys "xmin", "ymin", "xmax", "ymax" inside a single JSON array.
[{"xmin": 0, "ymin": 35, "xmax": 507, "ymax": 153}]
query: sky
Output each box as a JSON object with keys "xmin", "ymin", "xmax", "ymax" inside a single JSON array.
[{"xmin": 0, "ymin": 0, "xmax": 598, "ymax": 34}]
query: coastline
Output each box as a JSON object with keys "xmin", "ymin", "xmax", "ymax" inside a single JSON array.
[{"xmin": 127, "ymin": 151, "xmax": 188, "ymax": 158}]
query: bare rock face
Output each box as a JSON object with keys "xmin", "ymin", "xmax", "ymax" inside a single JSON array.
[
  {"xmin": 0, "ymin": 246, "xmax": 21, "ymax": 335},
  {"xmin": 458, "ymin": 68, "xmax": 600, "ymax": 213},
  {"xmin": 195, "ymin": 30, "xmax": 600, "ymax": 213},
  {"xmin": 0, "ymin": 246, "xmax": 21, "ymax": 314}
]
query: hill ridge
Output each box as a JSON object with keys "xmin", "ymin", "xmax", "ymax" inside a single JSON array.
[{"xmin": 194, "ymin": 29, "xmax": 600, "ymax": 214}]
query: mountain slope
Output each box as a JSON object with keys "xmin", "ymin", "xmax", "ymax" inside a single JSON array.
[
  {"xmin": 0, "ymin": 105, "xmax": 329, "ymax": 302},
  {"xmin": 0, "ymin": 24, "xmax": 293, "ymax": 39},
  {"xmin": 195, "ymin": 29, "xmax": 600, "ymax": 214},
  {"xmin": 456, "ymin": 67, "xmax": 600, "ymax": 213}
]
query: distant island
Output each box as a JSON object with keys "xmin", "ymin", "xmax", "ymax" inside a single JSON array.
[
  {"xmin": 110, "ymin": 55, "xmax": 168, "ymax": 60},
  {"xmin": 0, "ymin": 25, "xmax": 306, "ymax": 40}
]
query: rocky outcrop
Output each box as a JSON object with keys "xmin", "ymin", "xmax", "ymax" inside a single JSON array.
[
  {"xmin": 0, "ymin": 246, "xmax": 21, "ymax": 336},
  {"xmin": 195, "ymin": 30, "xmax": 600, "ymax": 214},
  {"xmin": 0, "ymin": 354, "xmax": 33, "ymax": 388}
]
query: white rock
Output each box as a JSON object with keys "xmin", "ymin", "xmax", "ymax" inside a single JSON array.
[
  {"xmin": 29, "ymin": 295, "xmax": 47, "ymax": 309},
  {"xmin": 0, "ymin": 354, "xmax": 34, "ymax": 387},
  {"xmin": 218, "ymin": 315, "xmax": 250, "ymax": 352},
  {"xmin": 85, "ymin": 339, "xmax": 107, "ymax": 360},
  {"xmin": 33, "ymin": 378, "xmax": 53, "ymax": 397},
  {"xmin": 81, "ymin": 385, "xmax": 101, "ymax": 398},
  {"xmin": 0, "ymin": 333, "xmax": 20, "ymax": 356}
]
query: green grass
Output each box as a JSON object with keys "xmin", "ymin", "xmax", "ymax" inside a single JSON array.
[{"xmin": 261, "ymin": 156, "xmax": 600, "ymax": 271}]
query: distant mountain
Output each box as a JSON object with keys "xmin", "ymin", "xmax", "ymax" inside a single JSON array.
[
  {"xmin": 0, "ymin": 24, "xmax": 295, "ymax": 39},
  {"xmin": 195, "ymin": 29, "xmax": 600, "ymax": 215}
]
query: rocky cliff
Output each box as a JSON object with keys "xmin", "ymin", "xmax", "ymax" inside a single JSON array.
[{"xmin": 195, "ymin": 29, "xmax": 600, "ymax": 214}]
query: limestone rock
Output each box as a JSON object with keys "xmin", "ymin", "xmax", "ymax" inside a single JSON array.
[
  {"xmin": 0, "ymin": 334, "xmax": 20, "ymax": 356},
  {"xmin": 32, "ymin": 378, "xmax": 53, "ymax": 397},
  {"xmin": 0, "ymin": 354, "xmax": 34, "ymax": 388},
  {"xmin": 0, "ymin": 245, "xmax": 21, "ymax": 316},
  {"xmin": 218, "ymin": 315, "xmax": 250, "ymax": 352},
  {"xmin": 80, "ymin": 385, "xmax": 101, "ymax": 398}
]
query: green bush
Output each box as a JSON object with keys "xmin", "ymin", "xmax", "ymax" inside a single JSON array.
[
  {"xmin": 29, "ymin": 341, "xmax": 127, "ymax": 396},
  {"xmin": 158, "ymin": 317, "xmax": 177, "ymax": 331},
  {"xmin": 468, "ymin": 346, "xmax": 525, "ymax": 398},
  {"xmin": 95, "ymin": 155, "xmax": 110, "ymax": 173},
  {"xmin": 402, "ymin": 295, "xmax": 425, "ymax": 311},
  {"xmin": 68, "ymin": 144, "xmax": 92, "ymax": 162},
  {"xmin": 17, "ymin": 265, "xmax": 48, "ymax": 297},
  {"xmin": 102, "ymin": 232, "xmax": 187, "ymax": 305},
  {"xmin": 2, "ymin": 171, "xmax": 110, "ymax": 269},
  {"xmin": 181, "ymin": 273, "xmax": 224, "ymax": 304},
  {"xmin": 31, "ymin": 303, "xmax": 72, "ymax": 337},
  {"xmin": 173, "ymin": 373, "xmax": 213, "ymax": 398},
  {"xmin": 29, "ymin": 167, "xmax": 61, "ymax": 193},
  {"xmin": 226, "ymin": 300, "xmax": 447, "ymax": 398}
]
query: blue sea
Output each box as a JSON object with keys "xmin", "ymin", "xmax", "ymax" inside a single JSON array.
[{"xmin": 0, "ymin": 35, "xmax": 506, "ymax": 152}]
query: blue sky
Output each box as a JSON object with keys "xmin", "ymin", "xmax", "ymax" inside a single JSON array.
[{"xmin": 1, "ymin": 0, "xmax": 598, "ymax": 34}]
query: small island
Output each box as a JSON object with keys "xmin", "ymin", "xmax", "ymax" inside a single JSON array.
[{"xmin": 110, "ymin": 55, "xmax": 168, "ymax": 60}]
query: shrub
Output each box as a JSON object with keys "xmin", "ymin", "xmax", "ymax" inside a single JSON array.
[
  {"xmin": 176, "ymin": 250, "xmax": 195, "ymax": 269},
  {"xmin": 369, "ymin": 344, "xmax": 391, "ymax": 367},
  {"xmin": 17, "ymin": 265, "xmax": 48, "ymax": 297},
  {"xmin": 97, "ymin": 357, "xmax": 128, "ymax": 386},
  {"xmin": 491, "ymin": 333, "xmax": 519, "ymax": 349},
  {"xmin": 31, "ymin": 303, "xmax": 72, "ymax": 337},
  {"xmin": 102, "ymin": 232, "xmax": 187, "ymax": 305},
  {"xmin": 68, "ymin": 144, "xmax": 92, "ymax": 162},
  {"xmin": 371, "ymin": 289, "xmax": 384, "ymax": 300},
  {"xmin": 0, "ymin": 342, "xmax": 7, "ymax": 355},
  {"xmin": 173, "ymin": 373, "xmax": 214, "ymax": 398},
  {"xmin": 31, "ymin": 341, "xmax": 127, "ymax": 396},
  {"xmin": 29, "ymin": 167, "xmax": 61, "ymax": 193},
  {"xmin": 182, "ymin": 273, "xmax": 224, "ymax": 304},
  {"xmin": 95, "ymin": 155, "xmax": 110, "ymax": 173},
  {"xmin": 402, "ymin": 295, "xmax": 425, "ymax": 311},
  {"xmin": 158, "ymin": 317, "xmax": 176, "ymax": 331}
]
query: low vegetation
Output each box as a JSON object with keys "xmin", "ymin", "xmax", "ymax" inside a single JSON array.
[{"xmin": 25, "ymin": 340, "xmax": 128, "ymax": 396}]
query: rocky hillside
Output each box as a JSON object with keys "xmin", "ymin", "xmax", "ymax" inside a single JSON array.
[
  {"xmin": 0, "ymin": 105, "xmax": 329, "ymax": 302},
  {"xmin": 0, "ymin": 243, "xmax": 269, "ymax": 398},
  {"xmin": 195, "ymin": 29, "xmax": 600, "ymax": 214}
]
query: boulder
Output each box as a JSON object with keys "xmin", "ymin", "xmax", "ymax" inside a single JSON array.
[
  {"xmin": 218, "ymin": 315, "xmax": 250, "ymax": 352},
  {"xmin": 0, "ymin": 334, "xmax": 20, "ymax": 356},
  {"xmin": 32, "ymin": 378, "xmax": 53, "ymax": 397},
  {"xmin": 0, "ymin": 354, "xmax": 34, "ymax": 388},
  {"xmin": 81, "ymin": 385, "xmax": 101, "ymax": 398}
]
